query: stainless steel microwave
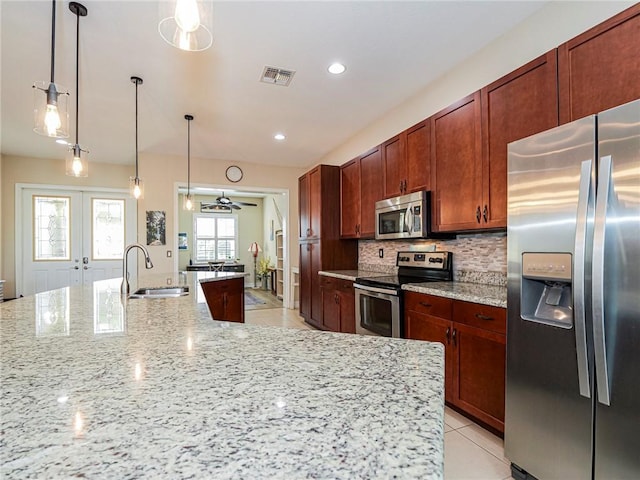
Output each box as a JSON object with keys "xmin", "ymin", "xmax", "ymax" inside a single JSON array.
[{"xmin": 375, "ymin": 191, "xmax": 434, "ymax": 240}]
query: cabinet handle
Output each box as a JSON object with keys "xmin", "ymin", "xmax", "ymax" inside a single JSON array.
[
  {"xmin": 483, "ymin": 205, "xmax": 488, "ymax": 223},
  {"xmin": 476, "ymin": 206, "xmax": 481, "ymax": 223},
  {"xmin": 403, "ymin": 179, "xmax": 407, "ymax": 192},
  {"xmin": 419, "ymin": 301, "xmax": 432, "ymax": 308},
  {"xmin": 452, "ymin": 328, "xmax": 457, "ymax": 347},
  {"xmin": 445, "ymin": 327, "xmax": 451, "ymax": 344},
  {"xmin": 399, "ymin": 181, "xmax": 403, "ymax": 193},
  {"xmin": 475, "ymin": 313, "xmax": 494, "ymax": 321}
]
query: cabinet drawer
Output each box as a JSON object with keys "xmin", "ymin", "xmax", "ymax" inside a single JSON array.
[
  {"xmin": 454, "ymin": 300, "xmax": 506, "ymax": 335},
  {"xmin": 320, "ymin": 276, "xmax": 353, "ymax": 292},
  {"xmin": 405, "ymin": 292, "xmax": 452, "ymax": 320}
]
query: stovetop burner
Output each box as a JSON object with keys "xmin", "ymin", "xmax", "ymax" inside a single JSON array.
[{"xmin": 356, "ymin": 251, "xmax": 452, "ymax": 290}]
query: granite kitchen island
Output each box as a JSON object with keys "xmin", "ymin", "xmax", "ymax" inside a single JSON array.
[{"xmin": 0, "ymin": 273, "xmax": 444, "ymax": 479}]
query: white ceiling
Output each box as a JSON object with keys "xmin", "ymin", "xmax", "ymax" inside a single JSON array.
[{"xmin": 1, "ymin": 1, "xmax": 548, "ymax": 170}]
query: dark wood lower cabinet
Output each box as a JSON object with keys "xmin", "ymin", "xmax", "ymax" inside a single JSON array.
[
  {"xmin": 200, "ymin": 277, "xmax": 245, "ymax": 323},
  {"xmin": 404, "ymin": 291, "xmax": 506, "ymax": 433},
  {"xmin": 319, "ymin": 276, "xmax": 356, "ymax": 333}
]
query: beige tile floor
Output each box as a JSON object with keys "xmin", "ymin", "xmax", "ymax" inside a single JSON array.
[{"xmin": 245, "ymin": 307, "xmax": 512, "ymax": 479}]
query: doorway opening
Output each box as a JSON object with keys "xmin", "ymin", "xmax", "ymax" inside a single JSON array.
[{"xmin": 174, "ymin": 183, "xmax": 293, "ymax": 309}]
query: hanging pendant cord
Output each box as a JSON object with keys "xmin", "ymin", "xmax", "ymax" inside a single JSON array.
[
  {"xmin": 135, "ymin": 82, "xmax": 139, "ymax": 179},
  {"xmin": 50, "ymin": 0, "xmax": 56, "ymax": 83},
  {"xmin": 187, "ymin": 119, "xmax": 191, "ymax": 194},
  {"xmin": 74, "ymin": 6, "xmax": 80, "ymax": 146}
]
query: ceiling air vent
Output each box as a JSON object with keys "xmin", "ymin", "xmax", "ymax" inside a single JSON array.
[{"xmin": 260, "ymin": 66, "xmax": 296, "ymax": 86}]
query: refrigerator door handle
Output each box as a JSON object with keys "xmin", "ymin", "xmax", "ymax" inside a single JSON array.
[
  {"xmin": 574, "ymin": 159, "xmax": 593, "ymax": 398},
  {"xmin": 593, "ymin": 155, "xmax": 612, "ymax": 406}
]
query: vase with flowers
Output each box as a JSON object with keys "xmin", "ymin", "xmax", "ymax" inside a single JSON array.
[{"xmin": 257, "ymin": 256, "xmax": 273, "ymax": 290}]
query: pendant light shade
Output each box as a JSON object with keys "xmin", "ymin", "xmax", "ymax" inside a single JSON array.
[
  {"xmin": 33, "ymin": 0, "xmax": 69, "ymax": 138},
  {"xmin": 130, "ymin": 76, "xmax": 144, "ymax": 199},
  {"xmin": 159, "ymin": 0, "xmax": 213, "ymax": 52},
  {"xmin": 183, "ymin": 114, "xmax": 194, "ymax": 211},
  {"xmin": 65, "ymin": 1, "xmax": 88, "ymax": 177}
]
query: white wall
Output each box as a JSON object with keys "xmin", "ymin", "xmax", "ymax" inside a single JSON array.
[{"xmin": 318, "ymin": 1, "xmax": 636, "ymax": 167}]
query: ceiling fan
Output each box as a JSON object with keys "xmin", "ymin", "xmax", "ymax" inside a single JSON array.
[{"xmin": 201, "ymin": 193, "xmax": 257, "ymax": 211}]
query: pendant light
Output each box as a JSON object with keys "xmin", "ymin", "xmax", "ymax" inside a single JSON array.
[
  {"xmin": 33, "ymin": 0, "xmax": 69, "ymax": 138},
  {"xmin": 183, "ymin": 114, "xmax": 194, "ymax": 210},
  {"xmin": 65, "ymin": 2, "xmax": 88, "ymax": 177},
  {"xmin": 129, "ymin": 76, "xmax": 144, "ymax": 199},
  {"xmin": 158, "ymin": 0, "xmax": 213, "ymax": 52}
]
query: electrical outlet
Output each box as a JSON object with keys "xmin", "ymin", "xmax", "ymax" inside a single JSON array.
[
  {"xmin": 166, "ymin": 250, "xmax": 172, "ymax": 258},
  {"xmin": 378, "ymin": 248, "xmax": 384, "ymax": 258}
]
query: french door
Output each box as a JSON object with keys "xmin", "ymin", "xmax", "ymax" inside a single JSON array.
[{"xmin": 19, "ymin": 187, "xmax": 136, "ymax": 296}]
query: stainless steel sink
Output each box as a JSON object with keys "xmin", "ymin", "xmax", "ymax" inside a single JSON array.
[{"xmin": 128, "ymin": 286, "xmax": 189, "ymax": 298}]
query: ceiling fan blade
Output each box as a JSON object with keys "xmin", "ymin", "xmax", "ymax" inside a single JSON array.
[
  {"xmin": 230, "ymin": 204, "xmax": 241, "ymax": 210},
  {"xmin": 234, "ymin": 201, "xmax": 258, "ymax": 206},
  {"xmin": 201, "ymin": 203, "xmax": 232, "ymax": 212}
]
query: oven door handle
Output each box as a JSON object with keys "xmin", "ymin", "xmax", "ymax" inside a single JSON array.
[{"xmin": 354, "ymin": 283, "xmax": 399, "ymax": 297}]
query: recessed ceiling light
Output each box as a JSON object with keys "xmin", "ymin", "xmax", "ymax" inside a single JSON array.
[
  {"xmin": 56, "ymin": 139, "xmax": 68, "ymax": 145},
  {"xmin": 328, "ymin": 63, "xmax": 346, "ymax": 75},
  {"xmin": 274, "ymin": 133, "xmax": 286, "ymax": 141}
]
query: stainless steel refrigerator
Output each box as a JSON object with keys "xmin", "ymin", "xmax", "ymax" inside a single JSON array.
[{"xmin": 505, "ymin": 99, "xmax": 640, "ymax": 479}]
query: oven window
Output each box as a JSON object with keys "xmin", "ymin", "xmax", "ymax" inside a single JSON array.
[
  {"xmin": 379, "ymin": 209, "xmax": 407, "ymax": 235},
  {"xmin": 360, "ymin": 294, "xmax": 393, "ymax": 337}
]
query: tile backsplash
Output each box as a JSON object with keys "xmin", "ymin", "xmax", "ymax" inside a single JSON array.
[{"xmin": 359, "ymin": 232, "xmax": 507, "ymax": 286}]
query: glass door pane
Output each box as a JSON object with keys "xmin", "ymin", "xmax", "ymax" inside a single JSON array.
[
  {"xmin": 92, "ymin": 198, "xmax": 125, "ymax": 260},
  {"xmin": 33, "ymin": 196, "xmax": 70, "ymax": 261}
]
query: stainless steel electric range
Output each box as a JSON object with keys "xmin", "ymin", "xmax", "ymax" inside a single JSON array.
[{"xmin": 353, "ymin": 251, "xmax": 453, "ymax": 337}]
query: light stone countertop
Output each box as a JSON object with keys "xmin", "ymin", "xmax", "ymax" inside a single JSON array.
[
  {"xmin": 403, "ymin": 281, "xmax": 507, "ymax": 308},
  {"xmin": 0, "ymin": 273, "xmax": 445, "ymax": 479},
  {"xmin": 318, "ymin": 270, "xmax": 387, "ymax": 281}
]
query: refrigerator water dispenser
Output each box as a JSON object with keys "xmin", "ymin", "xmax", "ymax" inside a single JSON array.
[{"xmin": 520, "ymin": 252, "xmax": 573, "ymax": 328}]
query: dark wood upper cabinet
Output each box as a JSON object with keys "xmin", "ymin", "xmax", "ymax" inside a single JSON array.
[
  {"xmin": 382, "ymin": 134, "xmax": 405, "ymax": 198},
  {"xmin": 382, "ymin": 121, "xmax": 430, "ymax": 198},
  {"xmin": 480, "ymin": 50, "xmax": 559, "ymax": 229},
  {"xmin": 431, "ymin": 92, "xmax": 483, "ymax": 232},
  {"xmin": 298, "ymin": 173, "xmax": 309, "ymax": 240},
  {"xmin": 405, "ymin": 121, "xmax": 431, "ymax": 194},
  {"xmin": 339, "ymin": 158, "xmax": 360, "ymax": 239},
  {"xmin": 359, "ymin": 146, "xmax": 383, "ymax": 238},
  {"xmin": 558, "ymin": 4, "xmax": 640, "ymax": 124},
  {"xmin": 340, "ymin": 147, "xmax": 383, "ymax": 239}
]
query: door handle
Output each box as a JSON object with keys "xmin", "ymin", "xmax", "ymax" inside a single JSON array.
[
  {"xmin": 82, "ymin": 257, "xmax": 89, "ymax": 264},
  {"xmin": 476, "ymin": 206, "xmax": 481, "ymax": 223},
  {"xmin": 71, "ymin": 266, "xmax": 79, "ymax": 270},
  {"xmin": 593, "ymin": 155, "xmax": 612, "ymax": 406},
  {"xmin": 574, "ymin": 159, "xmax": 593, "ymax": 398},
  {"xmin": 83, "ymin": 266, "xmax": 89, "ymax": 270}
]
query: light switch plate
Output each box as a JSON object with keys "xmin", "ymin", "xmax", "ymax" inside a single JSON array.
[{"xmin": 166, "ymin": 250, "xmax": 172, "ymax": 257}]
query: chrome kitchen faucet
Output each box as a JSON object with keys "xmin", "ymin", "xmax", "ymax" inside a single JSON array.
[{"xmin": 121, "ymin": 243, "xmax": 154, "ymax": 296}]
